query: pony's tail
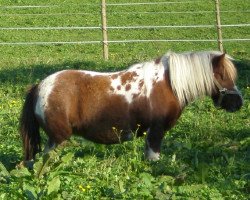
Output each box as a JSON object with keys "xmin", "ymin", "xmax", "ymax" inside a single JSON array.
[{"xmin": 20, "ymin": 84, "xmax": 41, "ymax": 161}]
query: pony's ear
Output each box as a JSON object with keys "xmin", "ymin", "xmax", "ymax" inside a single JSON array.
[
  {"xmin": 220, "ymin": 53, "xmax": 226, "ymax": 60},
  {"xmin": 212, "ymin": 53, "xmax": 226, "ymax": 69}
]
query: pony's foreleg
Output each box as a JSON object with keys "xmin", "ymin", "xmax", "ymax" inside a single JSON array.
[{"xmin": 144, "ymin": 122, "xmax": 165, "ymax": 161}]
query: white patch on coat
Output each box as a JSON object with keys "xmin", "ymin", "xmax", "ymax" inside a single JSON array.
[
  {"xmin": 143, "ymin": 61, "xmax": 165, "ymax": 98},
  {"xmin": 109, "ymin": 62, "xmax": 165, "ymax": 103},
  {"xmin": 110, "ymin": 77, "xmax": 138, "ymax": 103},
  {"xmin": 80, "ymin": 70, "xmax": 119, "ymax": 77},
  {"xmin": 109, "ymin": 64, "xmax": 144, "ymax": 103},
  {"xmin": 111, "ymin": 76, "xmax": 122, "ymax": 89},
  {"xmin": 35, "ymin": 71, "xmax": 63, "ymax": 123}
]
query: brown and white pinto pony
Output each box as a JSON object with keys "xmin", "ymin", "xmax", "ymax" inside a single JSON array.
[{"xmin": 20, "ymin": 51, "xmax": 243, "ymax": 162}]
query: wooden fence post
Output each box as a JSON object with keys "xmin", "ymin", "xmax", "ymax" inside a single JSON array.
[
  {"xmin": 101, "ymin": 0, "xmax": 109, "ymax": 60},
  {"xmin": 215, "ymin": 0, "xmax": 223, "ymax": 52}
]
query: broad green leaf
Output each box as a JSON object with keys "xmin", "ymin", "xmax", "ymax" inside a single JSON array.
[
  {"xmin": 33, "ymin": 158, "xmax": 50, "ymax": 178},
  {"xmin": 34, "ymin": 150, "xmax": 57, "ymax": 178},
  {"xmin": 158, "ymin": 175, "xmax": 175, "ymax": 185},
  {"xmin": 155, "ymin": 189, "xmax": 171, "ymax": 200},
  {"xmin": 33, "ymin": 158, "xmax": 43, "ymax": 174},
  {"xmin": 23, "ymin": 182, "xmax": 37, "ymax": 199},
  {"xmin": 140, "ymin": 187, "xmax": 152, "ymax": 197},
  {"xmin": 118, "ymin": 180, "xmax": 125, "ymax": 193},
  {"xmin": 139, "ymin": 172, "xmax": 154, "ymax": 187},
  {"xmin": 10, "ymin": 167, "xmax": 31, "ymax": 178},
  {"xmin": 0, "ymin": 193, "xmax": 7, "ymax": 200},
  {"xmin": 61, "ymin": 152, "xmax": 74, "ymax": 163},
  {"xmin": 0, "ymin": 162, "xmax": 10, "ymax": 177},
  {"xmin": 47, "ymin": 176, "xmax": 61, "ymax": 195}
]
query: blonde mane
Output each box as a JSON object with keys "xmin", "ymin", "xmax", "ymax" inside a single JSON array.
[{"xmin": 165, "ymin": 51, "xmax": 236, "ymax": 107}]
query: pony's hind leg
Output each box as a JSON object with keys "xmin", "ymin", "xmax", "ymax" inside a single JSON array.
[
  {"xmin": 43, "ymin": 138, "xmax": 56, "ymax": 154},
  {"xmin": 44, "ymin": 109, "xmax": 73, "ymax": 149}
]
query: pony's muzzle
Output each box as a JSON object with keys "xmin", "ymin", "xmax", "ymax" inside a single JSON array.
[{"xmin": 213, "ymin": 88, "xmax": 243, "ymax": 112}]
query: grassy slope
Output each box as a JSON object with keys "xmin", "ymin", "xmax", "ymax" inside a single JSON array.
[{"xmin": 0, "ymin": 0, "xmax": 249, "ymax": 199}]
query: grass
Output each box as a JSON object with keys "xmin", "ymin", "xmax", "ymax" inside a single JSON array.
[{"xmin": 0, "ymin": 0, "xmax": 249, "ymax": 199}]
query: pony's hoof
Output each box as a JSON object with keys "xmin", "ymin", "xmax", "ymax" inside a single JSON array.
[{"xmin": 145, "ymin": 148, "xmax": 160, "ymax": 161}]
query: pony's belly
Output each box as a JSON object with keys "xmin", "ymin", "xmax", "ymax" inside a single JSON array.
[{"xmin": 74, "ymin": 128, "xmax": 133, "ymax": 144}]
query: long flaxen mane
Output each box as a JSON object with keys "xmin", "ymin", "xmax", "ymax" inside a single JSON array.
[{"xmin": 166, "ymin": 51, "xmax": 237, "ymax": 107}]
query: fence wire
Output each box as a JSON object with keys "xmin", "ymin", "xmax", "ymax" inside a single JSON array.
[
  {"xmin": 1, "ymin": 10, "xmax": 249, "ymax": 16},
  {"xmin": 0, "ymin": 24, "xmax": 249, "ymax": 31},
  {"xmin": 0, "ymin": 1, "xmax": 205, "ymax": 9},
  {"xmin": 0, "ymin": 39, "xmax": 249, "ymax": 46},
  {"xmin": 0, "ymin": 1, "xmax": 249, "ymax": 46}
]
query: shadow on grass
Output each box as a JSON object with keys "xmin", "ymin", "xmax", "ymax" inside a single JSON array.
[
  {"xmin": 0, "ymin": 60, "xmax": 127, "ymax": 87},
  {"xmin": 234, "ymin": 59, "xmax": 250, "ymax": 88},
  {"xmin": 150, "ymin": 126, "xmax": 249, "ymax": 188},
  {"xmin": 0, "ymin": 152, "xmax": 22, "ymax": 171},
  {"xmin": 0, "ymin": 58, "xmax": 248, "ymax": 88}
]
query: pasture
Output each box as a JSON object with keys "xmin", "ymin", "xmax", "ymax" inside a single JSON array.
[{"xmin": 0, "ymin": 0, "xmax": 249, "ymax": 199}]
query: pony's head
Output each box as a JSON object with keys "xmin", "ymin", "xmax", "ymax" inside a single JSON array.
[
  {"xmin": 167, "ymin": 51, "xmax": 243, "ymax": 112},
  {"xmin": 212, "ymin": 53, "xmax": 243, "ymax": 112}
]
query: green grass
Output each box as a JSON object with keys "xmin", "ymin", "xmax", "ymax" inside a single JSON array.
[{"xmin": 0, "ymin": 0, "xmax": 250, "ymax": 199}]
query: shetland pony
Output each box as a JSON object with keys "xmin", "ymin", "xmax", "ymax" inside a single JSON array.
[{"xmin": 20, "ymin": 51, "xmax": 243, "ymax": 161}]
